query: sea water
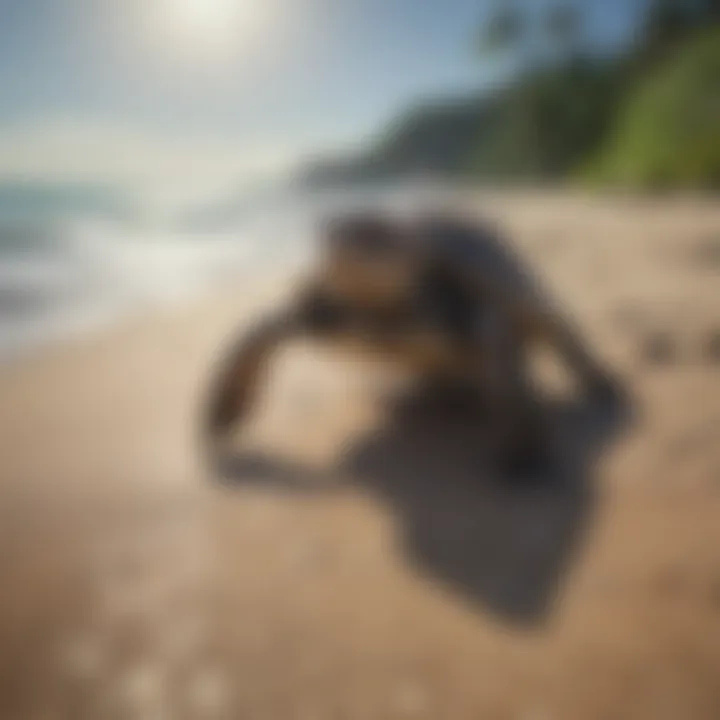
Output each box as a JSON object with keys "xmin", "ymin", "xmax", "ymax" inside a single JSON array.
[
  {"xmin": 0, "ymin": 203, "xmax": 311, "ymax": 360},
  {"xmin": 0, "ymin": 180, "xmax": 454, "ymax": 361}
]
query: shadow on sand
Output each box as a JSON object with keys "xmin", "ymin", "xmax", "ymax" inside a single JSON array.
[{"xmin": 211, "ymin": 383, "xmax": 632, "ymax": 625}]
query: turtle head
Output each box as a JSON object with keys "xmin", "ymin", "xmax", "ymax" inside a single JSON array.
[{"xmin": 320, "ymin": 213, "xmax": 418, "ymax": 307}]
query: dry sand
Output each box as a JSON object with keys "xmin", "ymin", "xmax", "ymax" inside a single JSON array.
[{"xmin": 1, "ymin": 191, "xmax": 719, "ymax": 719}]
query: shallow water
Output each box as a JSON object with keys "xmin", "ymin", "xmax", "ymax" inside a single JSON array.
[
  {"xmin": 0, "ymin": 208, "xmax": 312, "ymax": 360},
  {"xmin": 0, "ymin": 181, "xmax": 452, "ymax": 360}
]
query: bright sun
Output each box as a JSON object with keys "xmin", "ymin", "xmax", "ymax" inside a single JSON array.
[
  {"xmin": 153, "ymin": 0, "xmax": 262, "ymax": 57},
  {"xmin": 174, "ymin": 0, "xmax": 239, "ymax": 35}
]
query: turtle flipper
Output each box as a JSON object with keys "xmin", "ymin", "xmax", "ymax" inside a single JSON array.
[{"xmin": 203, "ymin": 311, "xmax": 299, "ymax": 444}]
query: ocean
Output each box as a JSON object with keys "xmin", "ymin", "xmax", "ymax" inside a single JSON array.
[
  {"xmin": 0, "ymin": 180, "xmax": 455, "ymax": 361},
  {"xmin": 0, "ymin": 200, "xmax": 313, "ymax": 361}
]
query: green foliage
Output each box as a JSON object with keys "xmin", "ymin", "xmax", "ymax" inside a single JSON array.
[
  {"xmin": 590, "ymin": 29, "xmax": 720, "ymax": 189},
  {"xmin": 546, "ymin": 3, "xmax": 581, "ymax": 44},
  {"xmin": 468, "ymin": 60, "xmax": 623, "ymax": 179},
  {"xmin": 299, "ymin": 0, "xmax": 720, "ymax": 192},
  {"xmin": 627, "ymin": 0, "xmax": 720, "ymax": 79},
  {"xmin": 373, "ymin": 97, "xmax": 502, "ymax": 175},
  {"xmin": 478, "ymin": 6, "xmax": 524, "ymax": 55}
]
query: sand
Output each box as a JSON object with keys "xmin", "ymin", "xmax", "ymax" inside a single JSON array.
[{"xmin": 0, "ymin": 191, "xmax": 719, "ymax": 719}]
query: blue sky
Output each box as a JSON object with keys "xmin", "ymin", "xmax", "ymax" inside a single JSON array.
[{"xmin": 0, "ymin": 0, "xmax": 648, "ymax": 200}]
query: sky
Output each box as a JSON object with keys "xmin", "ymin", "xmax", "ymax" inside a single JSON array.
[{"xmin": 0, "ymin": 0, "xmax": 648, "ymax": 204}]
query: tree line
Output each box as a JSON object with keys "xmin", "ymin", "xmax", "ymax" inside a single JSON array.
[{"xmin": 300, "ymin": 0, "xmax": 719, "ymax": 191}]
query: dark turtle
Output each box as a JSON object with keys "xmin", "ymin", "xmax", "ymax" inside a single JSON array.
[{"xmin": 203, "ymin": 211, "xmax": 618, "ymax": 479}]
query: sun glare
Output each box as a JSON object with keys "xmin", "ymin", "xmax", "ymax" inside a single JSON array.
[
  {"xmin": 175, "ymin": 0, "xmax": 238, "ymax": 34},
  {"xmin": 153, "ymin": 0, "xmax": 262, "ymax": 57}
]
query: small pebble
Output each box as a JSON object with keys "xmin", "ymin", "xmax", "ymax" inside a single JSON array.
[
  {"xmin": 692, "ymin": 235, "xmax": 720, "ymax": 266},
  {"xmin": 702, "ymin": 329, "xmax": 720, "ymax": 364},
  {"xmin": 641, "ymin": 331, "xmax": 677, "ymax": 366}
]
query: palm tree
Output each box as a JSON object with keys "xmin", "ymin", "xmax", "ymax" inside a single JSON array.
[
  {"xmin": 547, "ymin": 3, "xmax": 581, "ymax": 56},
  {"xmin": 478, "ymin": 4, "xmax": 524, "ymax": 56},
  {"xmin": 474, "ymin": 1, "xmax": 588, "ymax": 178},
  {"xmin": 479, "ymin": 2, "xmax": 583, "ymax": 64},
  {"xmin": 631, "ymin": 0, "xmax": 720, "ymax": 74}
]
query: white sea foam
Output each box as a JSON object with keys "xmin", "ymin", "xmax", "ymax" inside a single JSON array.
[
  {"xmin": 0, "ymin": 180, "xmax": 453, "ymax": 360},
  {"xmin": 0, "ymin": 213, "xmax": 296, "ymax": 359}
]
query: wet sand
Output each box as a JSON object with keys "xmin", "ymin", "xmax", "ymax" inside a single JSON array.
[{"xmin": 1, "ymin": 192, "xmax": 719, "ymax": 719}]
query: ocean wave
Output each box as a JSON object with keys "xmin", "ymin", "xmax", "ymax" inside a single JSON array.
[{"xmin": 0, "ymin": 215, "xmax": 273, "ymax": 359}]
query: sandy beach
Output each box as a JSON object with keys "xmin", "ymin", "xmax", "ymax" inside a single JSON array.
[{"xmin": 1, "ymin": 191, "xmax": 719, "ymax": 719}]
